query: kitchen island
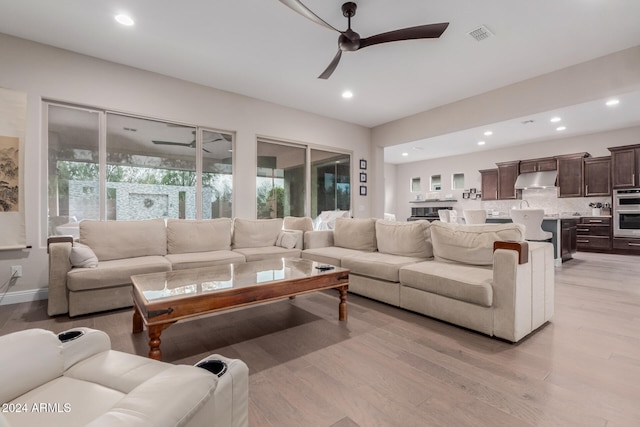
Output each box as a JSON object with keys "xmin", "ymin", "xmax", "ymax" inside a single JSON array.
[{"xmin": 486, "ymin": 215, "xmax": 580, "ymax": 266}]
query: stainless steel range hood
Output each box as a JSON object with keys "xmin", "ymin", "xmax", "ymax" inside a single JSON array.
[{"xmin": 514, "ymin": 170, "xmax": 558, "ymax": 189}]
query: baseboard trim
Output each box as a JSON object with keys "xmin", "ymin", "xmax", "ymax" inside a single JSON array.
[{"xmin": 0, "ymin": 288, "xmax": 48, "ymax": 306}]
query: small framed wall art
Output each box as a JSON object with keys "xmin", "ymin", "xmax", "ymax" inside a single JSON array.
[
  {"xmin": 359, "ymin": 159, "xmax": 367, "ymax": 170},
  {"xmin": 360, "ymin": 185, "xmax": 367, "ymax": 196},
  {"xmin": 360, "ymin": 172, "xmax": 367, "ymax": 183}
]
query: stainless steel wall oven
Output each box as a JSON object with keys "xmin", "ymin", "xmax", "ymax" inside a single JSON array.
[{"xmin": 613, "ymin": 188, "xmax": 640, "ymax": 238}]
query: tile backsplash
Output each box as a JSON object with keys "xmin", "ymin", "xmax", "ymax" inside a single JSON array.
[{"xmin": 456, "ymin": 188, "xmax": 612, "ymax": 217}]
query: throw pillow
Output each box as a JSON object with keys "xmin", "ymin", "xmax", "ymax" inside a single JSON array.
[
  {"xmin": 70, "ymin": 243, "xmax": 98, "ymax": 268},
  {"xmin": 277, "ymin": 230, "xmax": 300, "ymax": 249}
]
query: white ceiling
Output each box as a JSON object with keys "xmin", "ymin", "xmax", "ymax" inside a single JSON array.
[{"xmin": 2, "ymin": 0, "xmax": 640, "ymax": 162}]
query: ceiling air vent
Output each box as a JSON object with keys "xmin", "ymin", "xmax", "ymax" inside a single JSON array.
[{"xmin": 468, "ymin": 25, "xmax": 494, "ymax": 42}]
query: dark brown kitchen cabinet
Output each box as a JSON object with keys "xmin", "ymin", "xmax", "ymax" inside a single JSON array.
[
  {"xmin": 479, "ymin": 169, "xmax": 498, "ymax": 200},
  {"xmin": 519, "ymin": 157, "xmax": 557, "ymax": 173},
  {"xmin": 496, "ymin": 161, "xmax": 521, "ymax": 200},
  {"xmin": 556, "ymin": 153, "xmax": 589, "ymax": 198},
  {"xmin": 576, "ymin": 216, "xmax": 612, "ymax": 252},
  {"xmin": 609, "ymin": 144, "xmax": 640, "ymax": 189},
  {"xmin": 584, "ymin": 156, "xmax": 611, "ymax": 197}
]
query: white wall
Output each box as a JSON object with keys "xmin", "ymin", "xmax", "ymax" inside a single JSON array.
[
  {"xmin": 390, "ymin": 125, "xmax": 640, "ymax": 221},
  {"xmin": 0, "ymin": 33, "xmax": 372, "ymax": 299}
]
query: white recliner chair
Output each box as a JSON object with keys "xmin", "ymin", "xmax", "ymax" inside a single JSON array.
[
  {"xmin": 463, "ymin": 209, "xmax": 487, "ymax": 224},
  {"xmin": 510, "ymin": 208, "xmax": 553, "ymax": 241},
  {"xmin": 0, "ymin": 328, "xmax": 249, "ymax": 427}
]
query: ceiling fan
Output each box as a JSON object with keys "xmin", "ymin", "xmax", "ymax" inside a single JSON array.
[
  {"xmin": 278, "ymin": 0, "xmax": 449, "ymax": 79},
  {"xmin": 152, "ymin": 131, "xmax": 229, "ymax": 153}
]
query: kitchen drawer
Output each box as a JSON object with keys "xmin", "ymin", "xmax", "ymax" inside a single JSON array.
[
  {"xmin": 577, "ymin": 236, "xmax": 611, "ymax": 250},
  {"xmin": 580, "ymin": 216, "xmax": 611, "ymax": 225},
  {"xmin": 613, "ymin": 237, "xmax": 640, "ymax": 253},
  {"xmin": 576, "ymin": 224, "xmax": 611, "ymax": 236}
]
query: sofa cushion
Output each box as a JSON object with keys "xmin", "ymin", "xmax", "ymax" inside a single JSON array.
[
  {"xmin": 283, "ymin": 216, "xmax": 313, "ymax": 232},
  {"xmin": 67, "ymin": 256, "xmax": 172, "ymax": 291},
  {"xmin": 400, "ymin": 261, "xmax": 494, "ymax": 307},
  {"xmin": 232, "ymin": 218, "xmax": 283, "ymax": 249},
  {"xmin": 276, "ymin": 230, "xmax": 303, "ymax": 249},
  {"xmin": 70, "ymin": 242, "xmax": 99, "ymax": 268},
  {"xmin": 342, "ymin": 252, "xmax": 428, "ymax": 282},
  {"xmin": 233, "ymin": 246, "xmax": 301, "ymax": 262},
  {"xmin": 166, "ymin": 250, "xmax": 246, "ymax": 270},
  {"xmin": 301, "ymin": 246, "xmax": 364, "ymax": 267},
  {"xmin": 79, "ymin": 219, "xmax": 167, "ymax": 261},
  {"xmin": 0, "ymin": 329, "xmax": 64, "ymax": 404},
  {"xmin": 333, "ymin": 218, "xmax": 377, "ymax": 252},
  {"xmin": 430, "ymin": 221, "xmax": 525, "ymax": 266},
  {"xmin": 376, "ymin": 220, "xmax": 433, "ymax": 258},
  {"xmin": 167, "ymin": 218, "xmax": 232, "ymax": 254}
]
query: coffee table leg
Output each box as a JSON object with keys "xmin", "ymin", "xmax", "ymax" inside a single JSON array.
[
  {"xmin": 338, "ymin": 286, "xmax": 348, "ymax": 321},
  {"xmin": 132, "ymin": 305, "xmax": 143, "ymax": 333},
  {"xmin": 148, "ymin": 325, "xmax": 163, "ymax": 361}
]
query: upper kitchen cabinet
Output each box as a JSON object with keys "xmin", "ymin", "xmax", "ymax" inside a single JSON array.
[
  {"xmin": 519, "ymin": 157, "xmax": 557, "ymax": 173},
  {"xmin": 609, "ymin": 144, "xmax": 640, "ymax": 189},
  {"xmin": 584, "ymin": 156, "xmax": 611, "ymax": 197},
  {"xmin": 480, "ymin": 169, "xmax": 498, "ymax": 200},
  {"xmin": 496, "ymin": 161, "xmax": 521, "ymax": 200},
  {"xmin": 556, "ymin": 153, "xmax": 589, "ymax": 198}
]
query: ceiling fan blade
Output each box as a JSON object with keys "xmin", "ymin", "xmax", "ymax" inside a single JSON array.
[
  {"xmin": 151, "ymin": 140, "xmax": 192, "ymax": 147},
  {"xmin": 278, "ymin": 0, "xmax": 340, "ymax": 32},
  {"xmin": 318, "ymin": 50, "xmax": 342, "ymax": 80},
  {"xmin": 359, "ymin": 22, "xmax": 449, "ymax": 50}
]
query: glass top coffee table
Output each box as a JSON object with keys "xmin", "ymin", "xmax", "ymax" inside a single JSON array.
[{"xmin": 131, "ymin": 257, "xmax": 349, "ymax": 360}]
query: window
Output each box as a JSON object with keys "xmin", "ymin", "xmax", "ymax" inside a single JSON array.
[
  {"xmin": 411, "ymin": 177, "xmax": 421, "ymax": 193},
  {"xmin": 256, "ymin": 140, "xmax": 306, "ymax": 219},
  {"xmin": 256, "ymin": 140, "xmax": 351, "ymax": 220},
  {"xmin": 311, "ymin": 149, "xmax": 350, "ymax": 218},
  {"xmin": 452, "ymin": 173, "xmax": 465, "ymax": 190},
  {"xmin": 431, "ymin": 174, "xmax": 441, "ymax": 191},
  {"xmin": 46, "ymin": 102, "xmax": 234, "ymax": 236}
]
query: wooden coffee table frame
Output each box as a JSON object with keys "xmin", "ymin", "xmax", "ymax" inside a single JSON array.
[{"xmin": 131, "ymin": 262, "xmax": 349, "ymax": 360}]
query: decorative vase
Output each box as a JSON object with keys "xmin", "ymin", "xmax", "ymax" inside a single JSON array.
[{"xmin": 591, "ymin": 208, "xmax": 601, "ymax": 216}]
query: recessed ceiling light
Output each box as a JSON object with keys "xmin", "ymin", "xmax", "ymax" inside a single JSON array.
[
  {"xmin": 556, "ymin": 126, "xmax": 566, "ymax": 131},
  {"xmin": 401, "ymin": 152, "xmax": 409, "ymax": 157},
  {"xmin": 550, "ymin": 116, "xmax": 561, "ymax": 123},
  {"xmin": 477, "ymin": 141, "xmax": 486, "ymax": 146},
  {"xmin": 606, "ymin": 99, "xmax": 619, "ymax": 106},
  {"xmin": 115, "ymin": 14, "xmax": 135, "ymax": 26},
  {"xmin": 483, "ymin": 130, "xmax": 493, "ymax": 136},
  {"xmin": 342, "ymin": 90, "xmax": 353, "ymax": 99}
]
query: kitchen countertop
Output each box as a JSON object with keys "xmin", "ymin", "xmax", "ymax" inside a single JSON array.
[{"xmin": 487, "ymin": 213, "xmax": 612, "ymax": 220}]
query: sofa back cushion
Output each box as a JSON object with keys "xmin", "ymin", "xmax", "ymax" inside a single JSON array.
[
  {"xmin": 430, "ymin": 221, "xmax": 525, "ymax": 266},
  {"xmin": 79, "ymin": 219, "xmax": 167, "ymax": 261},
  {"xmin": 283, "ymin": 216, "xmax": 313, "ymax": 232},
  {"xmin": 167, "ymin": 218, "xmax": 232, "ymax": 254},
  {"xmin": 376, "ymin": 220, "xmax": 433, "ymax": 258},
  {"xmin": 233, "ymin": 218, "xmax": 283, "ymax": 248},
  {"xmin": 0, "ymin": 329, "xmax": 64, "ymax": 404},
  {"xmin": 334, "ymin": 218, "xmax": 377, "ymax": 252}
]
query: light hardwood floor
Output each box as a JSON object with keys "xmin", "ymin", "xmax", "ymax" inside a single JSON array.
[{"xmin": 1, "ymin": 252, "xmax": 639, "ymax": 426}]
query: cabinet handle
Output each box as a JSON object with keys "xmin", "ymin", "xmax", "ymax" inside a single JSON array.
[
  {"xmin": 588, "ymin": 220, "xmax": 603, "ymax": 223},
  {"xmin": 585, "ymin": 185, "xmax": 588, "ymax": 195},
  {"xmin": 577, "ymin": 228, "xmax": 590, "ymax": 231},
  {"xmin": 629, "ymin": 242, "xmax": 640, "ymax": 247},
  {"xmin": 577, "ymin": 239, "xmax": 590, "ymax": 243}
]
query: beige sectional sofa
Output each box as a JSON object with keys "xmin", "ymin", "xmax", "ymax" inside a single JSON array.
[
  {"xmin": 302, "ymin": 218, "xmax": 554, "ymax": 342},
  {"xmin": 48, "ymin": 217, "xmax": 305, "ymax": 317}
]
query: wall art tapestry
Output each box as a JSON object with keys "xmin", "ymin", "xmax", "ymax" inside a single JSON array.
[{"xmin": 0, "ymin": 87, "xmax": 26, "ymax": 250}]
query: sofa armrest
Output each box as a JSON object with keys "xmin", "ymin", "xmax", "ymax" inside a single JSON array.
[
  {"xmin": 47, "ymin": 239, "xmax": 73, "ymax": 316},
  {"xmin": 491, "ymin": 241, "xmax": 554, "ymax": 342},
  {"xmin": 303, "ymin": 230, "xmax": 334, "ymax": 249},
  {"xmin": 60, "ymin": 327, "xmax": 112, "ymax": 371}
]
